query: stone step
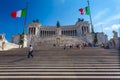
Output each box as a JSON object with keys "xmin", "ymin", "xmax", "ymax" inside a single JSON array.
[
  {"xmin": 34, "ymin": 61, "xmax": 119, "ymax": 63},
  {"xmin": 0, "ymin": 67, "xmax": 120, "ymax": 79},
  {"xmin": 0, "ymin": 66, "xmax": 119, "ymax": 69},
  {"xmin": 0, "ymin": 66, "xmax": 120, "ymax": 71},
  {"xmin": 0, "ymin": 47, "xmax": 119, "ymax": 80},
  {"xmin": 0, "ymin": 69, "xmax": 120, "ymax": 72},
  {"xmin": 0, "ymin": 75, "xmax": 120, "ymax": 79},
  {"xmin": 1, "ymin": 64, "xmax": 119, "ymax": 67},
  {"xmin": 0, "ymin": 72, "xmax": 120, "ymax": 75}
]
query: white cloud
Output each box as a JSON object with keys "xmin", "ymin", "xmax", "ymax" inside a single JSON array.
[
  {"xmin": 105, "ymin": 13, "xmax": 120, "ymax": 24},
  {"xmin": 92, "ymin": 0, "xmax": 120, "ymax": 39},
  {"xmin": 104, "ymin": 24, "xmax": 120, "ymax": 31},
  {"xmin": 94, "ymin": 13, "xmax": 120, "ymax": 28}
]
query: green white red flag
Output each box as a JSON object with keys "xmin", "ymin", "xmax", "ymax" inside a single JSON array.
[
  {"xmin": 79, "ymin": 6, "xmax": 90, "ymax": 15},
  {"xmin": 11, "ymin": 8, "xmax": 26, "ymax": 18}
]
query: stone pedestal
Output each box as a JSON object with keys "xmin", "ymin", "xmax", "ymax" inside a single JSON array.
[
  {"xmin": 56, "ymin": 28, "xmax": 61, "ymax": 36},
  {"xmin": 56, "ymin": 36, "xmax": 61, "ymax": 46},
  {"xmin": 23, "ymin": 34, "xmax": 28, "ymax": 47}
]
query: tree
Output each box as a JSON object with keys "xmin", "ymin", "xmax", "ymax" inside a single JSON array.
[
  {"xmin": 93, "ymin": 33, "xmax": 98, "ymax": 45},
  {"xmin": 56, "ymin": 21, "xmax": 60, "ymax": 28},
  {"xmin": 91, "ymin": 24, "xmax": 95, "ymax": 34},
  {"xmin": 18, "ymin": 32, "xmax": 24, "ymax": 48}
]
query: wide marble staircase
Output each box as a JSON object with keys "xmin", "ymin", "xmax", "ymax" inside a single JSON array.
[{"xmin": 0, "ymin": 46, "xmax": 120, "ymax": 80}]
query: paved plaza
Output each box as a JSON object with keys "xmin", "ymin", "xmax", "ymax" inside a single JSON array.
[{"xmin": 0, "ymin": 46, "xmax": 120, "ymax": 80}]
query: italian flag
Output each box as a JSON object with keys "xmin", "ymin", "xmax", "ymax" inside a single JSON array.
[
  {"xmin": 79, "ymin": 6, "xmax": 90, "ymax": 15},
  {"xmin": 11, "ymin": 8, "xmax": 26, "ymax": 18}
]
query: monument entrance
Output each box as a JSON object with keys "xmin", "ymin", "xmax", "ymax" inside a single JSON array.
[{"xmin": 56, "ymin": 36, "xmax": 61, "ymax": 46}]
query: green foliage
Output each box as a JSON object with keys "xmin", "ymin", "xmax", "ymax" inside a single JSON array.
[
  {"xmin": 19, "ymin": 34, "xmax": 23, "ymax": 45},
  {"xmin": 93, "ymin": 33, "xmax": 98, "ymax": 44},
  {"xmin": 19, "ymin": 32, "xmax": 25, "ymax": 44},
  {"xmin": 56, "ymin": 21, "xmax": 60, "ymax": 28},
  {"xmin": 91, "ymin": 25, "xmax": 95, "ymax": 34}
]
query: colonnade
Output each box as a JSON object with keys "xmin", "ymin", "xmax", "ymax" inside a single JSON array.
[
  {"xmin": 62, "ymin": 30, "xmax": 77, "ymax": 36},
  {"xmin": 40, "ymin": 30, "xmax": 56, "ymax": 37},
  {"xmin": 29, "ymin": 27, "xmax": 36, "ymax": 35},
  {"xmin": 82, "ymin": 26, "xmax": 89, "ymax": 34},
  {"xmin": 28, "ymin": 26, "xmax": 89, "ymax": 37}
]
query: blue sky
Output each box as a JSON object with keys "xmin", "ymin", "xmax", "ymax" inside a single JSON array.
[{"xmin": 0, "ymin": 0, "xmax": 120, "ymax": 41}]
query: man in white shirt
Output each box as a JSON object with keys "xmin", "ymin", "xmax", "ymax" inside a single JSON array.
[{"xmin": 28, "ymin": 45, "xmax": 33, "ymax": 58}]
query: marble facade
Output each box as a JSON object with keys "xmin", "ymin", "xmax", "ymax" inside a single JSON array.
[
  {"xmin": 28, "ymin": 20, "xmax": 90, "ymax": 46},
  {"xmin": 11, "ymin": 20, "xmax": 108, "ymax": 47}
]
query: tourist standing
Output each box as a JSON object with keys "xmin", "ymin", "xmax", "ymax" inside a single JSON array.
[
  {"xmin": 64, "ymin": 44, "xmax": 66, "ymax": 50},
  {"xmin": 79, "ymin": 44, "xmax": 82, "ymax": 50},
  {"xmin": 28, "ymin": 45, "xmax": 33, "ymax": 58}
]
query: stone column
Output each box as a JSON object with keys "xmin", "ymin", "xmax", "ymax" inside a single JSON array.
[
  {"xmin": 69, "ymin": 31, "xmax": 71, "ymax": 36},
  {"xmin": 48, "ymin": 31, "xmax": 51, "ymax": 36},
  {"xmin": 43, "ymin": 31, "xmax": 45, "ymax": 37},
  {"xmin": 48, "ymin": 31, "xmax": 49, "ymax": 37},
  {"xmin": 34, "ymin": 28, "xmax": 36, "ymax": 35},
  {"xmin": 71, "ymin": 30, "xmax": 73, "ymax": 36},
  {"xmin": 52, "ymin": 31, "xmax": 53, "ymax": 36},
  {"xmin": 48, "ymin": 31, "xmax": 50, "ymax": 37},
  {"xmin": 69, "ymin": 30, "xmax": 71, "ymax": 36},
  {"xmin": 47, "ymin": 31, "xmax": 49, "ymax": 37},
  {"xmin": 32, "ymin": 28, "xmax": 34, "ymax": 35},
  {"xmin": 66, "ymin": 31, "xmax": 67, "ymax": 36},
  {"xmin": 45, "ymin": 31, "xmax": 47, "ymax": 37},
  {"xmin": 46, "ymin": 31, "xmax": 47, "ymax": 37},
  {"xmin": 72, "ymin": 30, "xmax": 74, "ymax": 36},
  {"xmin": 33, "ymin": 28, "xmax": 34, "ymax": 35},
  {"xmin": 74, "ymin": 30, "xmax": 76, "ymax": 36},
  {"xmin": 44, "ymin": 31, "xmax": 45, "ymax": 37},
  {"xmin": 42, "ymin": 30, "xmax": 44, "ymax": 37},
  {"xmin": 42, "ymin": 30, "xmax": 43, "ymax": 37},
  {"xmin": 75, "ymin": 30, "xmax": 77, "ymax": 36},
  {"xmin": 73, "ymin": 30, "xmax": 74, "ymax": 36},
  {"xmin": 31, "ymin": 28, "xmax": 32, "ymax": 34},
  {"xmin": 41, "ymin": 31, "xmax": 42, "ymax": 37},
  {"xmin": 64, "ymin": 31, "xmax": 66, "ymax": 35},
  {"xmin": 87, "ymin": 27, "xmax": 88, "ymax": 33}
]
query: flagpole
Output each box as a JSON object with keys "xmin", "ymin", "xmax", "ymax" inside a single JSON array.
[
  {"xmin": 23, "ymin": 2, "xmax": 28, "ymax": 34},
  {"xmin": 22, "ymin": 2, "xmax": 28, "ymax": 48},
  {"xmin": 87, "ymin": 0, "xmax": 94, "ymax": 33},
  {"xmin": 87, "ymin": 0, "xmax": 96, "ymax": 46}
]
